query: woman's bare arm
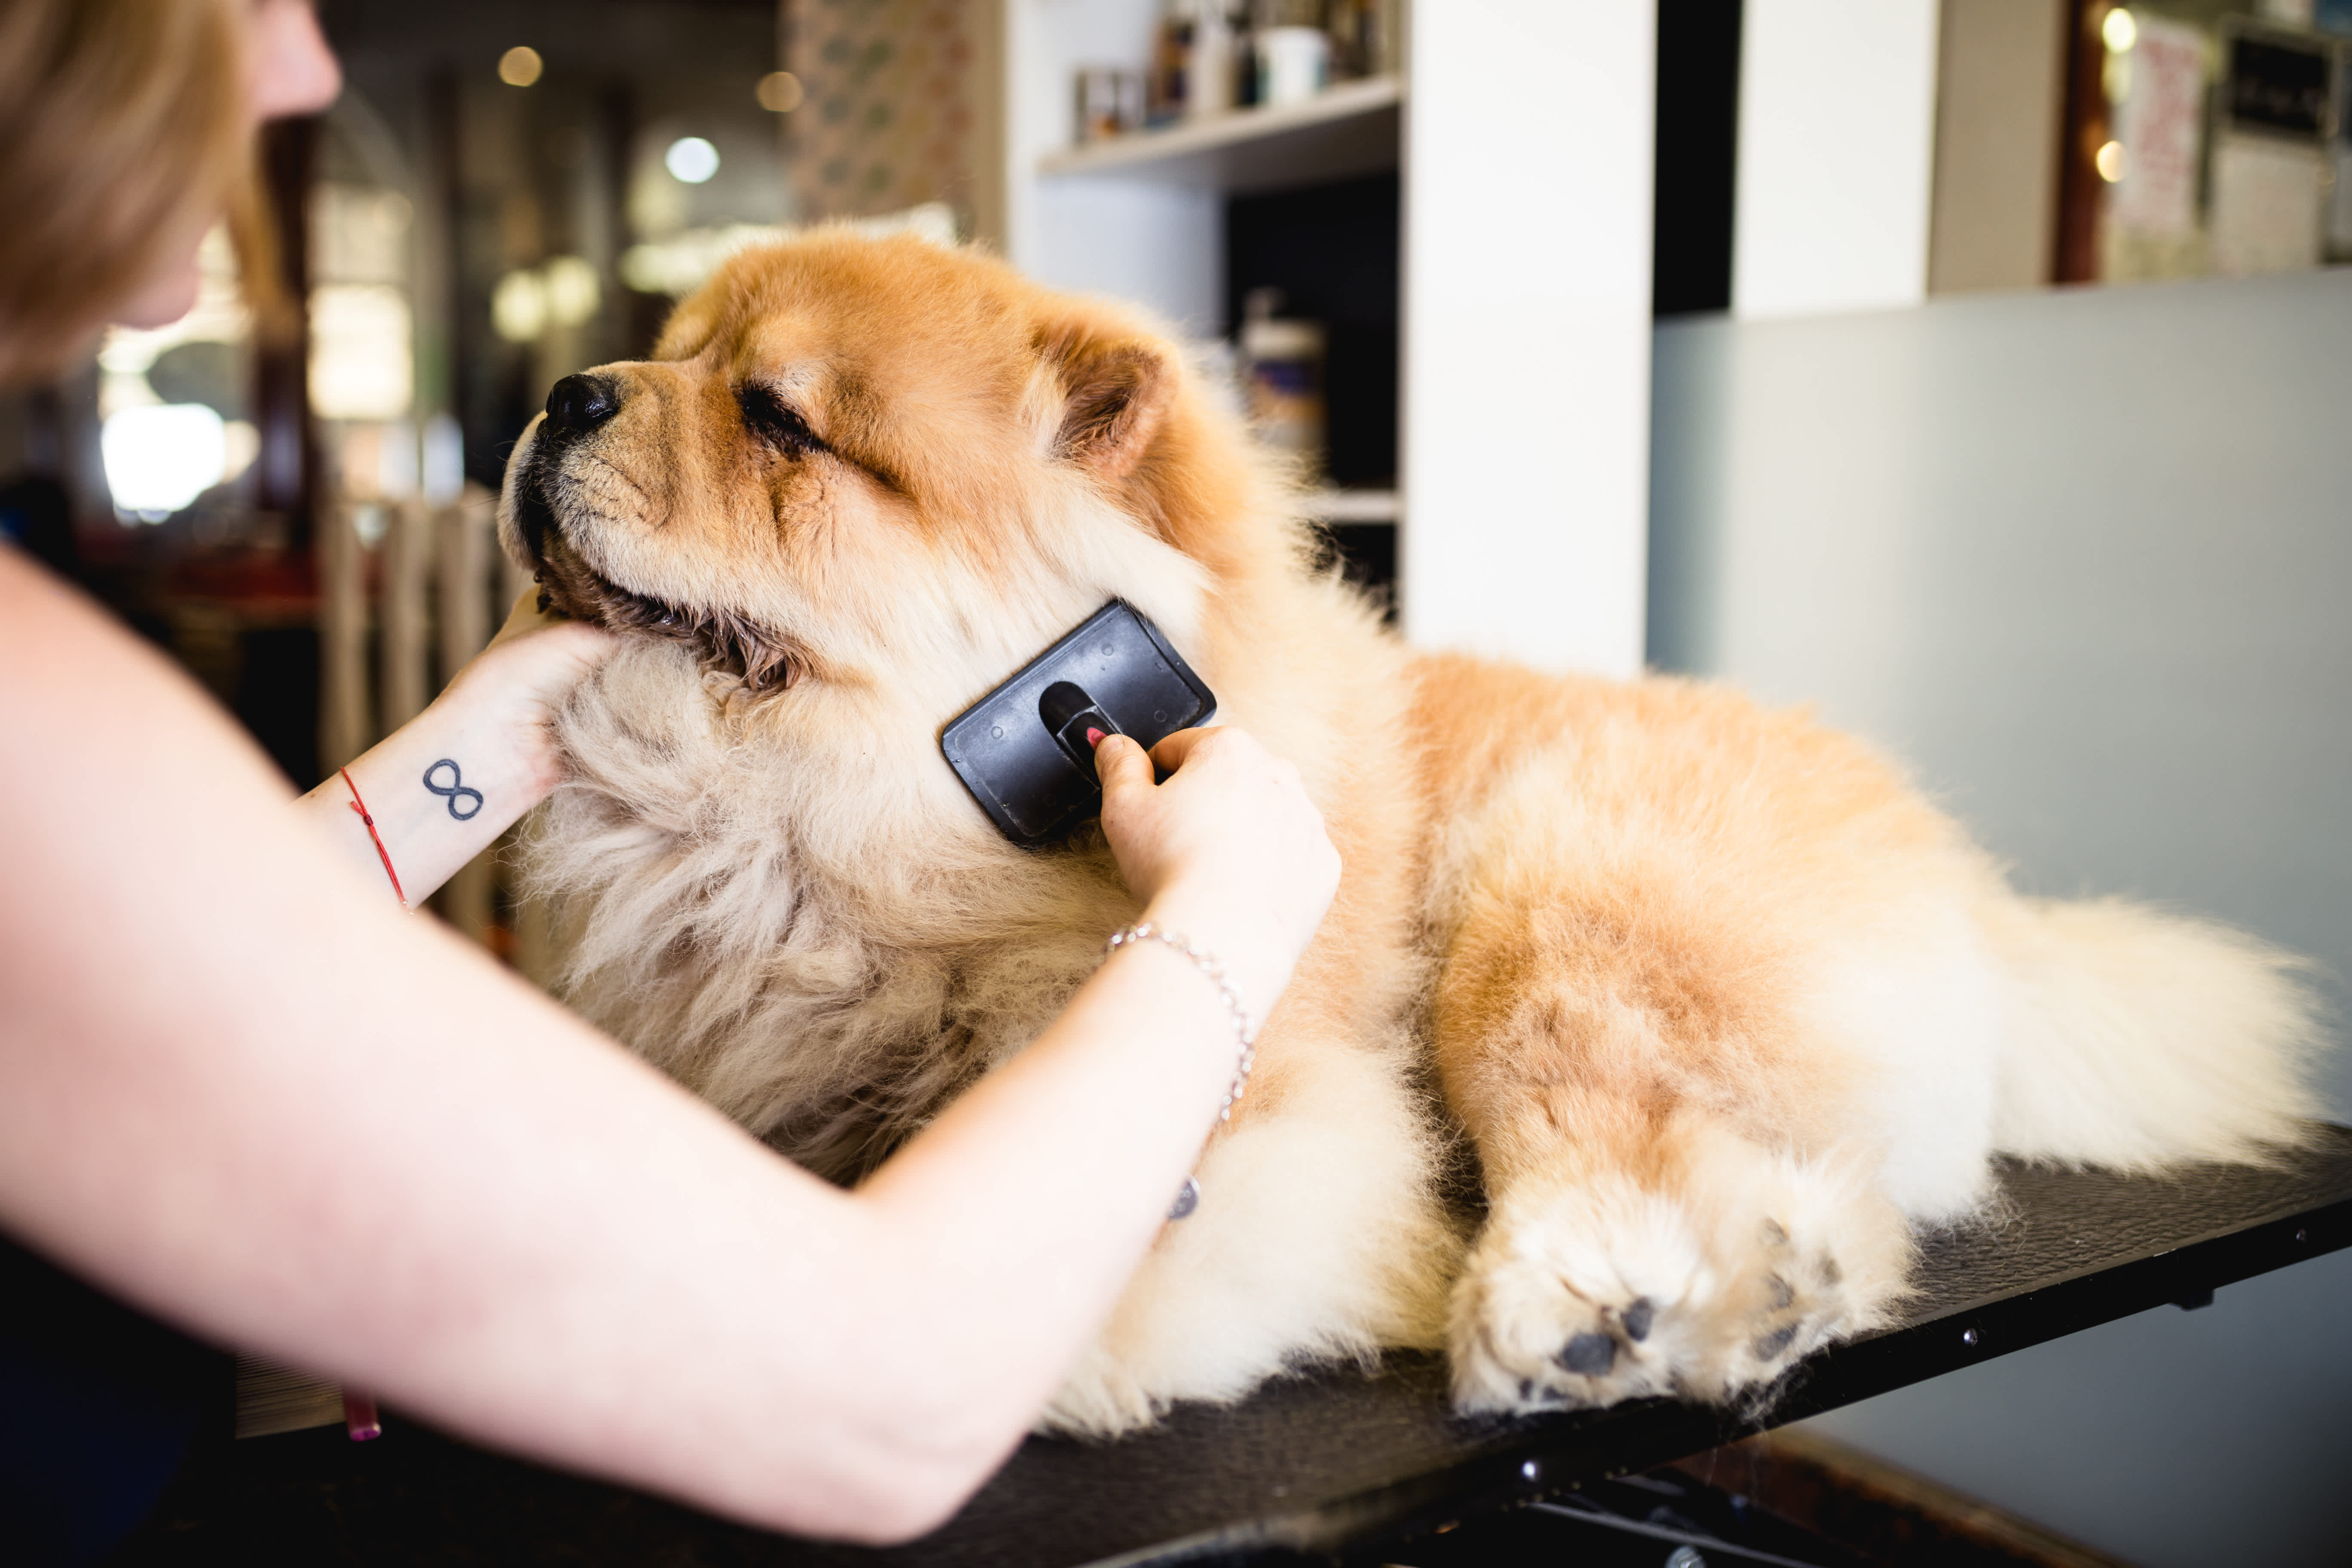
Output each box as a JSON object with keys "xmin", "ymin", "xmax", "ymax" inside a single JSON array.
[{"xmin": 0, "ymin": 551, "xmax": 1335, "ymax": 1542}]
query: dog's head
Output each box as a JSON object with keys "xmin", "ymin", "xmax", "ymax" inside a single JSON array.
[{"xmin": 499, "ymin": 231, "xmax": 1268, "ymax": 712}]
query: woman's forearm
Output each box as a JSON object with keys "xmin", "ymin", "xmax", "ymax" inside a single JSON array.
[
  {"xmin": 297, "ymin": 598, "xmax": 609, "ymax": 905},
  {"xmin": 297, "ymin": 677, "xmax": 557, "ymax": 904},
  {"xmin": 842, "ymin": 902, "xmax": 1279, "ymax": 1503}
]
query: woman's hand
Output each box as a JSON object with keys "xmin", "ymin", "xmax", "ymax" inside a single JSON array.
[
  {"xmin": 298, "ymin": 592, "xmax": 616, "ymax": 906},
  {"xmin": 444, "ymin": 591, "xmax": 621, "ymax": 799},
  {"xmin": 1093, "ymin": 727, "xmax": 1341, "ymax": 1001}
]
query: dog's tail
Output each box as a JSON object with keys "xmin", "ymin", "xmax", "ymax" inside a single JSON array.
[{"xmin": 1983, "ymin": 896, "xmax": 2329, "ymax": 1170}]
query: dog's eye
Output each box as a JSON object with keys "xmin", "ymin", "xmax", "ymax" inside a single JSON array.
[{"xmin": 736, "ymin": 386, "xmax": 823, "ymax": 457}]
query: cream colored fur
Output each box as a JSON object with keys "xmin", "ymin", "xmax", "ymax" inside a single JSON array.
[{"xmin": 499, "ymin": 232, "xmax": 2327, "ymax": 1435}]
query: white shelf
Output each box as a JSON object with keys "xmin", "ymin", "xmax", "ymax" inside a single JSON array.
[
  {"xmin": 1303, "ymin": 488, "xmax": 1399, "ymax": 523},
  {"xmin": 1038, "ymin": 76, "xmax": 1402, "ymax": 195}
]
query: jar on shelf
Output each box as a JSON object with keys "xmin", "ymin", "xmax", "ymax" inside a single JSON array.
[
  {"xmin": 1238, "ymin": 288, "xmax": 1326, "ymax": 478},
  {"xmin": 1074, "ymin": 67, "xmax": 1144, "ymax": 144},
  {"xmin": 1256, "ymin": 24, "xmax": 1330, "ymax": 106}
]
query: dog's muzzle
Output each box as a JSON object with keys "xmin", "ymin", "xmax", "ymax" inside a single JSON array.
[{"xmin": 509, "ymin": 386, "xmax": 804, "ymax": 694}]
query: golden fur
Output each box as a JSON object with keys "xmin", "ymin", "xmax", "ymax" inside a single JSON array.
[{"xmin": 499, "ymin": 233, "xmax": 2325, "ymax": 1433}]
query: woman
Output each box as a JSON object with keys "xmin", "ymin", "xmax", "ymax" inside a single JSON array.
[{"xmin": 0, "ymin": 0, "xmax": 1340, "ymax": 1550}]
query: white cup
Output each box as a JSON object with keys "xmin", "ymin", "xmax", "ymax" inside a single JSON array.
[{"xmin": 1257, "ymin": 26, "xmax": 1330, "ymax": 107}]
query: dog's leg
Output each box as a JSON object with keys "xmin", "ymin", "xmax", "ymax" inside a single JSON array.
[
  {"xmin": 1427, "ymin": 784, "xmax": 1917, "ymax": 1413},
  {"xmin": 1041, "ymin": 1031, "xmax": 1460, "ymax": 1437},
  {"xmin": 1432, "ymin": 916, "xmax": 1917, "ymax": 1413}
]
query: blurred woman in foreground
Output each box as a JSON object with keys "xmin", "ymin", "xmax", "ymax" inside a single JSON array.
[{"xmin": 0, "ymin": 0, "xmax": 1340, "ymax": 1556}]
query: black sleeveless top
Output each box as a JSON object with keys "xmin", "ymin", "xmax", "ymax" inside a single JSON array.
[{"xmin": 0, "ymin": 1234, "xmax": 228, "ymax": 1564}]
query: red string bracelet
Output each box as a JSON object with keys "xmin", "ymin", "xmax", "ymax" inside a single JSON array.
[
  {"xmin": 339, "ymin": 766, "xmax": 407, "ymax": 910},
  {"xmin": 334, "ymin": 769, "xmax": 399, "ymax": 1442}
]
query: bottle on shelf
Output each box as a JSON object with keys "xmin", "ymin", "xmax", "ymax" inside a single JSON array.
[
  {"xmin": 1190, "ymin": 2, "xmax": 1240, "ymax": 120},
  {"xmin": 1232, "ymin": 1, "xmax": 1259, "ymax": 107},
  {"xmin": 1145, "ymin": 0, "xmax": 1195, "ymax": 128},
  {"xmin": 1238, "ymin": 287, "xmax": 1327, "ymax": 479},
  {"xmin": 1324, "ymin": 0, "xmax": 1395, "ymax": 81},
  {"xmin": 1148, "ymin": 0, "xmax": 1247, "ymax": 124}
]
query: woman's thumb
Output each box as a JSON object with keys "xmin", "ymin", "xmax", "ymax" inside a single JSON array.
[{"xmin": 1093, "ymin": 732, "xmax": 1151, "ymax": 797}]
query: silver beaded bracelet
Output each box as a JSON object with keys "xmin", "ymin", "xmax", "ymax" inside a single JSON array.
[
  {"xmin": 1103, "ymin": 922, "xmax": 1259, "ymax": 1124},
  {"xmin": 1103, "ymin": 922, "xmax": 1259, "ymax": 1220}
]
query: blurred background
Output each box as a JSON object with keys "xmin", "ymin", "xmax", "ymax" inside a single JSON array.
[{"xmin": 2, "ymin": 2, "xmax": 2349, "ymax": 1561}]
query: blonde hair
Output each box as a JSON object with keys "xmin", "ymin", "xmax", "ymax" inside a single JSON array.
[{"xmin": 0, "ymin": 0, "xmax": 250, "ymax": 380}]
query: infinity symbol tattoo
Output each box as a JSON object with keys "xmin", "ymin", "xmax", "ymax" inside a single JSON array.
[{"xmin": 423, "ymin": 759, "xmax": 485, "ymax": 821}]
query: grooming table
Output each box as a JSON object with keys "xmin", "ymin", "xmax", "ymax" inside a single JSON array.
[{"xmin": 120, "ymin": 1128, "xmax": 2352, "ymax": 1567}]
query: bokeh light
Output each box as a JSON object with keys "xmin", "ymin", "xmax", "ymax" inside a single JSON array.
[
  {"xmin": 491, "ymin": 270, "xmax": 549, "ymax": 343},
  {"xmin": 309, "ymin": 285, "xmax": 414, "ymax": 421},
  {"xmin": 665, "ymin": 136, "xmax": 720, "ymax": 184},
  {"xmin": 101, "ymin": 404, "xmax": 227, "ymax": 521},
  {"xmin": 541, "ymin": 256, "xmax": 602, "ymax": 327},
  {"xmin": 499, "ymin": 46, "xmax": 543, "ymax": 87},
  {"xmin": 756, "ymin": 71, "xmax": 805, "ymax": 113}
]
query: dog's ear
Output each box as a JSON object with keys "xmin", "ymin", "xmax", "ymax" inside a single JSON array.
[
  {"xmin": 1030, "ymin": 312, "xmax": 1247, "ymax": 567},
  {"xmin": 1035, "ymin": 322, "xmax": 1174, "ymax": 482}
]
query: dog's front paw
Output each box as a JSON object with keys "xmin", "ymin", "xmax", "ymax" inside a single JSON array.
[
  {"xmin": 1448, "ymin": 1179, "xmax": 1706, "ymax": 1412},
  {"xmin": 1448, "ymin": 1143, "xmax": 1906, "ymax": 1416}
]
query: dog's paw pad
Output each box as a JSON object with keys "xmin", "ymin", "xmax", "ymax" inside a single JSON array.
[
  {"xmin": 1559, "ymin": 1332, "xmax": 1617, "ymax": 1376},
  {"xmin": 1446, "ymin": 1200, "xmax": 1701, "ymax": 1415}
]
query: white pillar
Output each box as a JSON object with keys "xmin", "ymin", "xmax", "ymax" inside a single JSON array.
[
  {"xmin": 1733, "ymin": 0, "xmax": 1942, "ymax": 319},
  {"xmin": 1400, "ymin": 0, "xmax": 1656, "ymax": 678}
]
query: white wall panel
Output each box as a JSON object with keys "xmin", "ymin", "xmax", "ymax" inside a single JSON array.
[
  {"xmin": 1401, "ymin": 0, "xmax": 1655, "ymax": 677},
  {"xmin": 1650, "ymin": 267, "xmax": 2352, "ymax": 1568},
  {"xmin": 1025, "ymin": 179, "xmax": 1222, "ymax": 334},
  {"xmin": 1733, "ymin": 0, "xmax": 1940, "ymax": 318}
]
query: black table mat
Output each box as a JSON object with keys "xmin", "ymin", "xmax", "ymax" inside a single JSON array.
[{"xmin": 122, "ymin": 1128, "xmax": 2352, "ymax": 1568}]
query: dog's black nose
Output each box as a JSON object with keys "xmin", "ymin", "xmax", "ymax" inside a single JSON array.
[{"xmin": 545, "ymin": 374, "xmax": 620, "ymax": 433}]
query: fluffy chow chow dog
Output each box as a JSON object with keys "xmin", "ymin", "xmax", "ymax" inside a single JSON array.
[{"xmin": 499, "ymin": 232, "xmax": 2323, "ymax": 1436}]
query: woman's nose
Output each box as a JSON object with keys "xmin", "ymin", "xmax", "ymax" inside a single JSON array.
[{"xmin": 249, "ymin": 0, "xmax": 343, "ymax": 122}]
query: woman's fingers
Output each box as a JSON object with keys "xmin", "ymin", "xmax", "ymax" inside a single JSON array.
[
  {"xmin": 444, "ymin": 593, "xmax": 618, "ymax": 752},
  {"xmin": 1093, "ymin": 721, "xmax": 1340, "ymax": 971},
  {"xmin": 1146, "ymin": 727, "xmax": 1214, "ymax": 774},
  {"xmin": 484, "ymin": 588, "xmax": 615, "ymax": 669},
  {"xmin": 491, "ymin": 587, "xmax": 553, "ymax": 646}
]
